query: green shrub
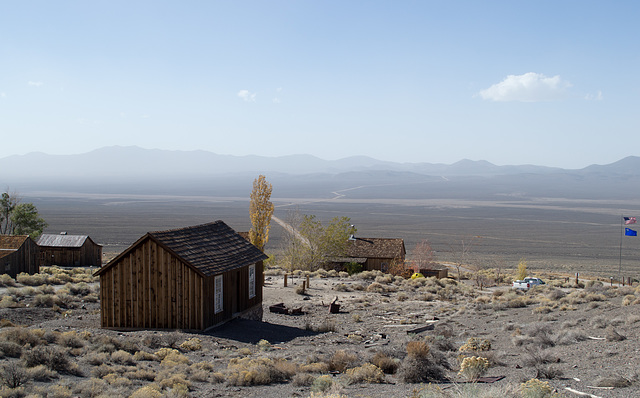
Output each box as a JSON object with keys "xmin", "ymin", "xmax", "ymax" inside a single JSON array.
[{"xmin": 345, "ymin": 262, "xmax": 363, "ymax": 275}]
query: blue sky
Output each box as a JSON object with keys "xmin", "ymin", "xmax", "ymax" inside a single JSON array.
[{"xmin": 1, "ymin": 1, "xmax": 638, "ymax": 168}]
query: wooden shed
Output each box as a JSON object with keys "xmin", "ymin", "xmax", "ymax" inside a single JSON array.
[
  {"xmin": 345, "ymin": 237, "xmax": 406, "ymax": 272},
  {"xmin": 94, "ymin": 221, "xmax": 268, "ymax": 331},
  {"xmin": 0, "ymin": 235, "xmax": 40, "ymax": 277},
  {"xmin": 38, "ymin": 233, "xmax": 103, "ymax": 267}
]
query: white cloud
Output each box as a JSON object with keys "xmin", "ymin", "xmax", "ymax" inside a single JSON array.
[
  {"xmin": 585, "ymin": 90, "xmax": 603, "ymax": 101},
  {"xmin": 237, "ymin": 89, "xmax": 256, "ymax": 102},
  {"xmin": 28, "ymin": 81, "xmax": 44, "ymax": 87},
  {"xmin": 0, "ymin": 92, "xmax": 5, "ymax": 98},
  {"xmin": 478, "ymin": 72, "xmax": 571, "ymax": 102}
]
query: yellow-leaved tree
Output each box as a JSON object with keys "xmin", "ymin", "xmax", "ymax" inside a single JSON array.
[
  {"xmin": 516, "ymin": 258, "xmax": 528, "ymax": 280},
  {"xmin": 249, "ymin": 175, "xmax": 274, "ymax": 252}
]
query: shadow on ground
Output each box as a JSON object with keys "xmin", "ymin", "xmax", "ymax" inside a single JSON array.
[{"xmin": 205, "ymin": 318, "xmax": 318, "ymax": 344}]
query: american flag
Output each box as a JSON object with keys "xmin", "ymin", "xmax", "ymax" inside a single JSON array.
[{"xmin": 624, "ymin": 216, "xmax": 637, "ymax": 225}]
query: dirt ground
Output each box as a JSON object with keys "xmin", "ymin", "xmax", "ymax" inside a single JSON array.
[{"xmin": 2, "ymin": 271, "xmax": 640, "ymax": 397}]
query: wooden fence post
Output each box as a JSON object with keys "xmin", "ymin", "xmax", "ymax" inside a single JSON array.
[{"xmin": 284, "ymin": 274, "xmax": 288, "ymax": 287}]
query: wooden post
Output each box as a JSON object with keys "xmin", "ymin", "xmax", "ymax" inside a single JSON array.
[
  {"xmin": 306, "ymin": 275, "xmax": 310, "ymax": 289},
  {"xmin": 284, "ymin": 274, "xmax": 288, "ymax": 287},
  {"xmin": 575, "ymin": 273, "xmax": 579, "ymax": 286},
  {"xmin": 302, "ymin": 280, "xmax": 306, "ymax": 291}
]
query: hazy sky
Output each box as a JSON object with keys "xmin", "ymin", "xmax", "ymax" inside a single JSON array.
[{"xmin": 1, "ymin": 1, "xmax": 638, "ymax": 168}]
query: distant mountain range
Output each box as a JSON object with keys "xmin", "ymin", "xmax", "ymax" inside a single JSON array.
[{"xmin": 2, "ymin": 146, "xmax": 640, "ymax": 200}]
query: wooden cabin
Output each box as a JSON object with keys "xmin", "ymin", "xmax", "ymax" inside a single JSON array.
[
  {"xmin": 0, "ymin": 235, "xmax": 40, "ymax": 277},
  {"xmin": 38, "ymin": 233, "xmax": 103, "ymax": 267},
  {"xmin": 345, "ymin": 237, "xmax": 406, "ymax": 272},
  {"xmin": 94, "ymin": 221, "xmax": 267, "ymax": 331}
]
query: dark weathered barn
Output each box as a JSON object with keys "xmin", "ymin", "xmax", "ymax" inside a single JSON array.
[
  {"xmin": 0, "ymin": 235, "xmax": 40, "ymax": 277},
  {"xmin": 345, "ymin": 237, "xmax": 406, "ymax": 272},
  {"xmin": 38, "ymin": 233, "xmax": 103, "ymax": 267},
  {"xmin": 94, "ymin": 221, "xmax": 267, "ymax": 331}
]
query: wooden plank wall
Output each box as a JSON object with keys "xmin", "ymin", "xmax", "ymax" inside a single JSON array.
[
  {"xmin": 100, "ymin": 239, "xmax": 204, "ymax": 330},
  {"xmin": 41, "ymin": 242, "xmax": 102, "ymax": 267}
]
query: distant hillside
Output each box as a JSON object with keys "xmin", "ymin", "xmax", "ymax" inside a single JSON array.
[{"xmin": 1, "ymin": 146, "xmax": 639, "ymax": 200}]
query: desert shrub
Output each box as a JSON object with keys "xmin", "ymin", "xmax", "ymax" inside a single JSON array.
[
  {"xmin": 111, "ymin": 350, "xmax": 135, "ymax": 365},
  {"xmin": 300, "ymin": 362, "xmax": 330, "ymax": 373},
  {"xmin": 26, "ymin": 364, "xmax": 57, "ymax": 381},
  {"xmin": 46, "ymin": 384, "xmax": 73, "ymax": 398},
  {"xmin": 0, "ymin": 342, "xmax": 22, "ymax": 358},
  {"xmin": 370, "ymin": 352, "xmax": 399, "ymax": 374},
  {"xmin": 178, "ymin": 337, "xmax": 202, "ymax": 351},
  {"xmin": 0, "ymin": 275, "xmax": 16, "ymax": 288},
  {"xmin": 257, "ymin": 339, "xmax": 272, "ymax": 351},
  {"xmin": 68, "ymin": 282, "xmax": 93, "ymax": 296},
  {"xmin": 0, "ymin": 386, "xmax": 26, "ymax": 398},
  {"xmin": 366, "ymin": 282, "xmax": 396, "ymax": 293},
  {"xmin": 406, "ymin": 341, "xmax": 430, "ymax": 359},
  {"xmin": 520, "ymin": 378, "xmax": 553, "ymax": 398},
  {"xmin": 555, "ymin": 330, "xmax": 587, "ymax": 345},
  {"xmin": 156, "ymin": 372, "xmax": 191, "ymax": 391},
  {"xmin": 0, "ymin": 297, "xmax": 19, "ymax": 309},
  {"xmin": 526, "ymin": 323, "xmax": 555, "ymax": 348},
  {"xmin": 311, "ymin": 375, "xmax": 333, "ymax": 393},
  {"xmin": 398, "ymin": 356, "xmax": 447, "ymax": 383},
  {"xmin": 133, "ymin": 351, "xmax": 159, "ymax": 362},
  {"xmin": 622, "ymin": 294, "xmax": 639, "ymax": 306},
  {"xmin": 85, "ymin": 351, "xmax": 109, "ymax": 365},
  {"xmin": 226, "ymin": 357, "xmax": 293, "ymax": 386},
  {"xmin": 334, "ymin": 283, "xmax": 350, "ymax": 292},
  {"xmin": 328, "ymin": 350, "xmax": 359, "ymax": 372},
  {"xmin": 74, "ymin": 378, "xmax": 107, "ymax": 398},
  {"xmin": 535, "ymin": 365, "xmax": 563, "ymax": 380},
  {"xmin": 292, "ymin": 373, "xmax": 314, "ymax": 386},
  {"xmin": 605, "ymin": 327, "xmax": 626, "ymax": 342},
  {"xmin": 32, "ymin": 293, "xmax": 64, "ymax": 308},
  {"xmin": 57, "ymin": 331, "xmax": 85, "ymax": 349},
  {"xmin": 532, "ymin": 305, "xmax": 553, "ymax": 314},
  {"xmin": 0, "ymin": 364, "xmax": 28, "ymax": 388},
  {"xmin": 22, "ymin": 345, "xmax": 78, "ymax": 375},
  {"xmin": 1, "ymin": 327, "xmax": 43, "ymax": 347},
  {"xmin": 590, "ymin": 315, "xmax": 608, "ymax": 329},
  {"xmin": 102, "ymin": 373, "xmax": 132, "ymax": 388},
  {"xmin": 458, "ymin": 356, "xmax": 489, "ymax": 381},
  {"xmin": 129, "ymin": 384, "xmax": 163, "ymax": 398},
  {"xmin": 595, "ymin": 375, "xmax": 632, "ymax": 388},
  {"xmin": 345, "ymin": 363, "xmax": 384, "ymax": 384},
  {"xmin": 459, "ymin": 337, "xmax": 491, "ymax": 352},
  {"xmin": 16, "ymin": 273, "xmax": 48, "ymax": 286}
]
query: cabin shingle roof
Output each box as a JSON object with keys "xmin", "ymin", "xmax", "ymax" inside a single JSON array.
[
  {"xmin": 0, "ymin": 236, "xmax": 30, "ymax": 260},
  {"xmin": 346, "ymin": 238, "xmax": 405, "ymax": 260},
  {"xmin": 97, "ymin": 221, "xmax": 267, "ymax": 277}
]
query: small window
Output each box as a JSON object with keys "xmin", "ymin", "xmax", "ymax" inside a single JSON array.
[
  {"xmin": 214, "ymin": 275, "xmax": 223, "ymax": 314},
  {"xmin": 248, "ymin": 265, "xmax": 256, "ymax": 299}
]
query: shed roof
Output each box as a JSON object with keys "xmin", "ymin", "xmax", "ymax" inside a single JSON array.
[
  {"xmin": 346, "ymin": 237, "xmax": 406, "ymax": 260},
  {"xmin": 96, "ymin": 221, "xmax": 267, "ymax": 277},
  {"xmin": 38, "ymin": 234, "xmax": 100, "ymax": 248},
  {"xmin": 0, "ymin": 236, "xmax": 30, "ymax": 260}
]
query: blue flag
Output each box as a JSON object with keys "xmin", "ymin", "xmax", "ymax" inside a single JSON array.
[{"xmin": 625, "ymin": 228, "xmax": 637, "ymax": 236}]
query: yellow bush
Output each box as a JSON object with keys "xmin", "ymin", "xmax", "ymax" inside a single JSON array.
[
  {"xmin": 459, "ymin": 337, "xmax": 491, "ymax": 352},
  {"xmin": 345, "ymin": 363, "xmax": 384, "ymax": 384},
  {"xmin": 458, "ymin": 356, "xmax": 489, "ymax": 381},
  {"xmin": 179, "ymin": 337, "xmax": 202, "ymax": 351}
]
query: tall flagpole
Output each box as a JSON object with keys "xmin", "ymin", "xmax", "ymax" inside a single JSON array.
[{"xmin": 619, "ymin": 215, "xmax": 623, "ymax": 284}]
